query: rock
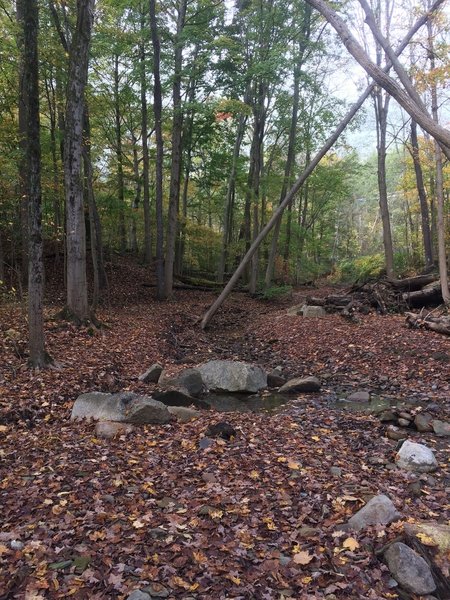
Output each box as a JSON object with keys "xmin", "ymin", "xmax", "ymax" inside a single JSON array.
[
  {"xmin": 71, "ymin": 392, "xmax": 171, "ymax": 424},
  {"xmin": 395, "ymin": 440, "xmax": 438, "ymax": 473},
  {"xmin": 397, "ymin": 418, "xmax": 411, "ymax": 427},
  {"xmin": 202, "ymin": 472, "xmax": 218, "ymax": 484},
  {"xmin": 127, "ymin": 591, "xmax": 151, "ymax": 600},
  {"xmin": 205, "ymin": 421, "xmax": 236, "ymax": 440},
  {"xmin": 386, "ymin": 425, "xmax": 406, "ymax": 441},
  {"xmin": 414, "ymin": 412, "xmax": 434, "ymax": 432},
  {"xmin": 138, "ymin": 363, "xmax": 163, "ymax": 384},
  {"xmin": 330, "ymin": 466, "xmax": 342, "ymax": 477},
  {"xmin": 199, "ymin": 437, "xmax": 214, "ymax": 449},
  {"xmin": 10, "ymin": 540, "xmax": 24, "ymax": 551},
  {"xmin": 431, "ymin": 419, "xmax": 450, "ymax": 437},
  {"xmin": 384, "ymin": 542, "xmax": 436, "ymax": 595},
  {"xmin": 159, "ymin": 368, "xmax": 205, "ymax": 397},
  {"xmin": 167, "ymin": 406, "xmax": 201, "ymax": 422},
  {"xmin": 404, "ymin": 521, "xmax": 450, "ymax": 552},
  {"xmin": 153, "ymin": 389, "xmax": 208, "ymax": 409},
  {"xmin": 398, "ymin": 411, "xmax": 412, "ymax": 420},
  {"xmin": 141, "ymin": 583, "xmax": 170, "ymax": 598},
  {"xmin": 347, "ymin": 391, "xmax": 370, "ymax": 402},
  {"xmin": 279, "ymin": 376, "xmax": 321, "ymax": 394},
  {"xmin": 198, "ymin": 360, "xmax": 267, "ymax": 393},
  {"xmin": 95, "ymin": 421, "xmax": 135, "ymax": 438},
  {"xmin": 347, "ymin": 494, "xmax": 400, "ymax": 531},
  {"xmin": 380, "ymin": 410, "xmax": 397, "ymax": 423},
  {"xmin": 407, "ymin": 481, "xmax": 422, "ymax": 497},
  {"xmin": 302, "ymin": 305, "xmax": 326, "ymax": 317},
  {"xmin": 286, "ymin": 303, "xmax": 304, "ymax": 316},
  {"xmin": 267, "ymin": 372, "xmax": 286, "ymax": 388}
]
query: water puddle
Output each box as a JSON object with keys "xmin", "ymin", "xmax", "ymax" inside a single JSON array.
[{"xmin": 201, "ymin": 392, "xmax": 287, "ymax": 413}]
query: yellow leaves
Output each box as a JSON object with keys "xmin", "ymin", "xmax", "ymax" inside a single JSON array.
[
  {"xmin": 416, "ymin": 532, "xmax": 437, "ymax": 546},
  {"xmin": 0, "ymin": 424, "xmax": 8, "ymax": 433},
  {"xmin": 311, "ymin": 436, "xmax": 320, "ymax": 442},
  {"xmin": 170, "ymin": 576, "xmax": 198, "ymax": 591},
  {"xmin": 131, "ymin": 519, "xmax": 146, "ymax": 529},
  {"xmin": 181, "ymin": 439, "xmax": 196, "ymax": 451},
  {"xmin": 142, "ymin": 482, "xmax": 156, "ymax": 495},
  {"xmin": 0, "ymin": 543, "xmax": 10, "ymax": 555},
  {"xmin": 342, "ymin": 537, "xmax": 359, "ymax": 551},
  {"xmin": 277, "ymin": 456, "xmax": 287, "ymax": 463},
  {"xmin": 293, "ymin": 551, "xmax": 313, "ymax": 565},
  {"xmin": 263, "ymin": 517, "xmax": 277, "ymax": 531},
  {"xmin": 89, "ymin": 530, "xmax": 106, "ymax": 541},
  {"xmin": 192, "ymin": 550, "xmax": 207, "ymax": 563},
  {"xmin": 301, "ymin": 576, "xmax": 312, "ymax": 584},
  {"xmin": 209, "ymin": 509, "xmax": 223, "ymax": 520},
  {"xmin": 250, "ymin": 470, "xmax": 260, "ymax": 480},
  {"xmin": 287, "ymin": 461, "xmax": 300, "ymax": 470},
  {"xmin": 227, "ymin": 574, "xmax": 241, "ymax": 585},
  {"xmin": 43, "ymin": 498, "xmax": 53, "ymax": 506}
]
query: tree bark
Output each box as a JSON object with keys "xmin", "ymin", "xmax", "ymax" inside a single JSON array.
[
  {"xmin": 21, "ymin": 0, "xmax": 51, "ymax": 366},
  {"xmin": 410, "ymin": 121, "xmax": 433, "ymax": 267},
  {"xmin": 64, "ymin": 0, "xmax": 95, "ymax": 323},
  {"xmin": 140, "ymin": 10, "xmax": 152, "ymax": 264},
  {"xmin": 149, "ymin": 0, "xmax": 165, "ymax": 299},
  {"xmin": 114, "ymin": 53, "xmax": 127, "ymax": 254},
  {"xmin": 164, "ymin": 0, "xmax": 187, "ymax": 298}
]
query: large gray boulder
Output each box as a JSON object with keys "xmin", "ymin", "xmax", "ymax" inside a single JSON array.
[
  {"xmin": 395, "ymin": 440, "xmax": 438, "ymax": 473},
  {"xmin": 279, "ymin": 376, "xmax": 321, "ymax": 394},
  {"xmin": 347, "ymin": 494, "xmax": 400, "ymax": 531},
  {"xmin": 384, "ymin": 542, "xmax": 436, "ymax": 595},
  {"xmin": 71, "ymin": 392, "xmax": 171, "ymax": 424},
  {"xmin": 302, "ymin": 305, "xmax": 326, "ymax": 317},
  {"xmin": 198, "ymin": 360, "xmax": 267, "ymax": 393}
]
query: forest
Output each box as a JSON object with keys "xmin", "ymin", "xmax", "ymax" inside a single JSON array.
[{"xmin": 0, "ymin": 0, "xmax": 449, "ymax": 598}]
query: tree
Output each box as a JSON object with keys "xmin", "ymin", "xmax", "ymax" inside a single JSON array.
[
  {"xmin": 20, "ymin": 0, "xmax": 52, "ymax": 366},
  {"xmin": 64, "ymin": 0, "xmax": 95, "ymax": 323}
]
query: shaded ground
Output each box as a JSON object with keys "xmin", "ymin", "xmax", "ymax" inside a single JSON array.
[{"xmin": 0, "ymin": 257, "xmax": 449, "ymax": 599}]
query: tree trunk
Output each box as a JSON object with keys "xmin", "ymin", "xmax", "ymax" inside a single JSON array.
[
  {"xmin": 149, "ymin": 0, "xmax": 165, "ymax": 298},
  {"xmin": 21, "ymin": 0, "xmax": 51, "ymax": 366},
  {"xmin": 17, "ymin": 0, "xmax": 28, "ymax": 286},
  {"xmin": 427, "ymin": 17, "xmax": 449, "ymax": 304},
  {"xmin": 140, "ymin": 11, "xmax": 152, "ymax": 264},
  {"xmin": 64, "ymin": 0, "xmax": 95, "ymax": 323},
  {"xmin": 114, "ymin": 53, "xmax": 127, "ymax": 254},
  {"xmin": 164, "ymin": 0, "xmax": 187, "ymax": 298},
  {"xmin": 410, "ymin": 120, "xmax": 433, "ymax": 267}
]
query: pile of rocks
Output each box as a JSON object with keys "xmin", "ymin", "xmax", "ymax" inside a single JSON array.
[{"xmin": 380, "ymin": 406, "xmax": 450, "ymax": 440}]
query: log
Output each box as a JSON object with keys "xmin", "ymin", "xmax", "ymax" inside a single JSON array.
[
  {"xmin": 405, "ymin": 311, "xmax": 450, "ymax": 336},
  {"xmin": 403, "ymin": 281, "xmax": 443, "ymax": 307},
  {"xmin": 388, "ymin": 274, "xmax": 439, "ymax": 292}
]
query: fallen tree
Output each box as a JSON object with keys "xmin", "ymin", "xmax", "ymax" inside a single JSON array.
[{"xmin": 405, "ymin": 310, "xmax": 450, "ymax": 336}]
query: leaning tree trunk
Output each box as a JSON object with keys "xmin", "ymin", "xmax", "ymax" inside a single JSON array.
[
  {"xmin": 64, "ymin": 0, "xmax": 95, "ymax": 323},
  {"xmin": 21, "ymin": 0, "xmax": 52, "ymax": 366}
]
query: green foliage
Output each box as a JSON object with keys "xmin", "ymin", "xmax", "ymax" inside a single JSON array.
[
  {"xmin": 334, "ymin": 254, "xmax": 385, "ymax": 284},
  {"xmin": 258, "ymin": 284, "xmax": 293, "ymax": 301}
]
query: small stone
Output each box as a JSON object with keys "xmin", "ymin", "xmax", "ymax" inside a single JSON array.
[
  {"xmin": 10, "ymin": 540, "xmax": 24, "ymax": 551},
  {"xmin": 386, "ymin": 425, "xmax": 406, "ymax": 441},
  {"xmin": 199, "ymin": 437, "xmax": 214, "ymax": 449},
  {"xmin": 267, "ymin": 372, "xmax": 286, "ymax": 388},
  {"xmin": 147, "ymin": 528, "xmax": 167, "ymax": 539},
  {"xmin": 347, "ymin": 494, "xmax": 400, "ymax": 531},
  {"xmin": 414, "ymin": 412, "xmax": 434, "ymax": 432},
  {"xmin": 384, "ymin": 542, "xmax": 436, "ymax": 595},
  {"xmin": 398, "ymin": 411, "xmax": 412, "ymax": 420},
  {"xmin": 141, "ymin": 583, "xmax": 170, "ymax": 598},
  {"xmin": 396, "ymin": 440, "xmax": 438, "ymax": 473},
  {"xmin": 95, "ymin": 421, "xmax": 134, "ymax": 439},
  {"xmin": 103, "ymin": 494, "xmax": 115, "ymax": 504},
  {"xmin": 431, "ymin": 419, "xmax": 450, "ymax": 437},
  {"xmin": 279, "ymin": 554, "xmax": 291, "ymax": 566},
  {"xmin": 205, "ymin": 421, "xmax": 236, "ymax": 440},
  {"xmin": 197, "ymin": 504, "xmax": 216, "ymax": 516},
  {"xmin": 127, "ymin": 591, "xmax": 151, "ymax": 600},
  {"xmin": 167, "ymin": 406, "xmax": 200, "ymax": 422},
  {"xmin": 397, "ymin": 418, "xmax": 410, "ymax": 427},
  {"xmin": 347, "ymin": 391, "xmax": 370, "ymax": 402},
  {"xmin": 302, "ymin": 305, "xmax": 326, "ymax": 317},
  {"xmin": 279, "ymin": 376, "xmax": 321, "ymax": 394},
  {"xmin": 407, "ymin": 481, "xmax": 422, "ymax": 497},
  {"xmin": 330, "ymin": 466, "xmax": 342, "ymax": 477},
  {"xmin": 138, "ymin": 363, "xmax": 163, "ymax": 383},
  {"xmin": 379, "ymin": 410, "xmax": 397, "ymax": 422}
]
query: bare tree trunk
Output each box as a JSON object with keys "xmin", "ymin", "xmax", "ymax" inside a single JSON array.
[
  {"xmin": 200, "ymin": 3, "xmax": 441, "ymax": 329},
  {"xmin": 149, "ymin": 0, "xmax": 165, "ymax": 298},
  {"xmin": 64, "ymin": 0, "xmax": 94, "ymax": 323},
  {"xmin": 427, "ymin": 17, "xmax": 449, "ymax": 304},
  {"xmin": 21, "ymin": 0, "xmax": 52, "ymax": 366},
  {"xmin": 17, "ymin": 0, "xmax": 28, "ymax": 286},
  {"xmin": 140, "ymin": 10, "xmax": 152, "ymax": 264},
  {"xmin": 410, "ymin": 120, "xmax": 433, "ymax": 267},
  {"xmin": 114, "ymin": 53, "xmax": 127, "ymax": 254},
  {"xmin": 164, "ymin": 0, "xmax": 187, "ymax": 298}
]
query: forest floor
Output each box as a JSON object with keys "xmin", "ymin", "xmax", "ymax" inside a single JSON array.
[{"xmin": 0, "ymin": 256, "xmax": 449, "ymax": 600}]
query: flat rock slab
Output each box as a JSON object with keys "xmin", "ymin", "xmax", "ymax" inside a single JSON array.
[
  {"xmin": 432, "ymin": 419, "xmax": 450, "ymax": 437},
  {"xmin": 279, "ymin": 376, "xmax": 321, "ymax": 394},
  {"xmin": 404, "ymin": 522, "xmax": 450, "ymax": 552},
  {"xmin": 167, "ymin": 406, "xmax": 201, "ymax": 422},
  {"xmin": 347, "ymin": 494, "xmax": 400, "ymax": 531},
  {"xmin": 71, "ymin": 392, "xmax": 171, "ymax": 424},
  {"xmin": 396, "ymin": 440, "xmax": 438, "ymax": 473},
  {"xmin": 198, "ymin": 360, "xmax": 267, "ymax": 393},
  {"xmin": 384, "ymin": 542, "xmax": 436, "ymax": 595}
]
